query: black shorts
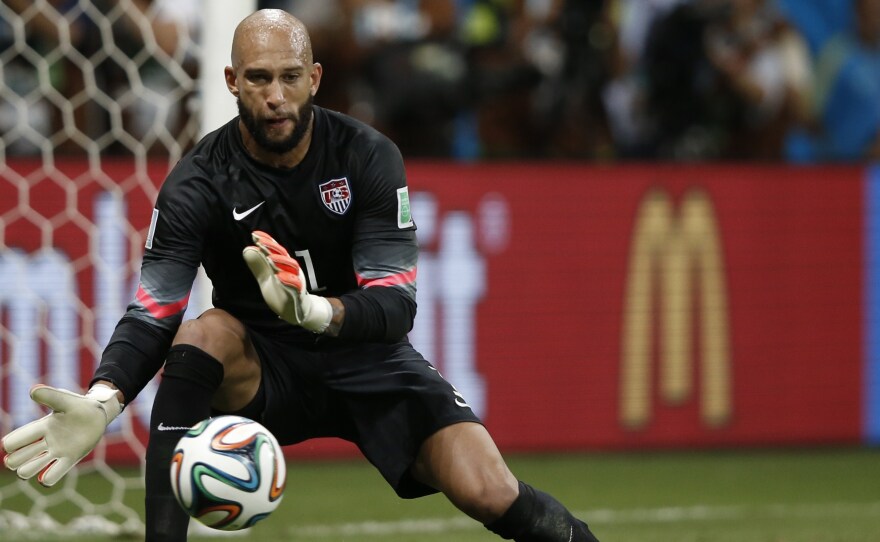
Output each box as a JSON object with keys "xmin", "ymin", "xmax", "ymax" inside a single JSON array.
[{"xmin": 235, "ymin": 330, "xmax": 482, "ymax": 499}]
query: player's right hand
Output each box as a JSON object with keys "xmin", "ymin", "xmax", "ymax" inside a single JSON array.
[{"xmin": 1, "ymin": 384, "xmax": 122, "ymax": 487}]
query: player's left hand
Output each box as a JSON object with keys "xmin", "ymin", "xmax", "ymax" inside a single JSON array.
[{"xmin": 243, "ymin": 230, "xmax": 333, "ymax": 333}]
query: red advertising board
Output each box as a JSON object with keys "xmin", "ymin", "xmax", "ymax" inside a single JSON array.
[
  {"xmin": 0, "ymin": 160, "xmax": 865, "ymax": 459},
  {"xmin": 404, "ymin": 163, "xmax": 864, "ymax": 451}
]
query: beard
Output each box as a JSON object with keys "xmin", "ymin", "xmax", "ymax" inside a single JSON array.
[{"xmin": 238, "ymin": 94, "xmax": 314, "ymax": 154}]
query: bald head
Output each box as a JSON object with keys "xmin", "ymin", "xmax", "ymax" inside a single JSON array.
[
  {"xmin": 231, "ymin": 9, "xmax": 313, "ymax": 71},
  {"xmin": 225, "ymin": 9, "xmax": 322, "ymax": 167}
]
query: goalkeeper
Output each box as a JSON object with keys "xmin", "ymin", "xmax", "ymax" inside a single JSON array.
[{"xmin": 2, "ymin": 9, "xmax": 601, "ymax": 542}]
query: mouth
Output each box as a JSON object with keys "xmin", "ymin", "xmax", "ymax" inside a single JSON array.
[{"xmin": 264, "ymin": 117, "xmax": 292, "ymax": 129}]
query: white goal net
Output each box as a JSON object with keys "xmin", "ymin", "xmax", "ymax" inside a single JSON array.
[{"xmin": 0, "ymin": 0, "xmax": 232, "ymax": 536}]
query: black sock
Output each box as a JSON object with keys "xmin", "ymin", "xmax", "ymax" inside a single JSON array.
[
  {"xmin": 485, "ymin": 481, "xmax": 600, "ymax": 542},
  {"xmin": 145, "ymin": 345, "xmax": 224, "ymax": 542}
]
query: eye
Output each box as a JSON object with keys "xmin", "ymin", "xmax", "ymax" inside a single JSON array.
[
  {"xmin": 281, "ymin": 73, "xmax": 300, "ymax": 83},
  {"xmin": 247, "ymin": 73, "xmax": 271, "ymax": 84}
]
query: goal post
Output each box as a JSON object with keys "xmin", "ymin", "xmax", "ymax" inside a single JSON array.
[
  {"xmin": 199, "ymin": 0, "xmax": 254, "ymax": 136},
  {"xmin": 0, "ymin": 0, "xmax": 252, "ymax": 536}
]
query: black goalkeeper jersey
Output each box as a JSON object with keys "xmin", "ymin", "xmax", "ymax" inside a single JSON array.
[{"xmin": 94, "ymin": 107, "xmax": 419, "ymax": 402}]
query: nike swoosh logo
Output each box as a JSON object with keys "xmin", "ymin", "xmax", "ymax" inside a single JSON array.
[
  {"xmin": 157, "ymin": 422, "xmax": 192, "ymax": 432},
  {"xmin": 232, "ymin": 201, "xmax": 265, "ymax": 221}
]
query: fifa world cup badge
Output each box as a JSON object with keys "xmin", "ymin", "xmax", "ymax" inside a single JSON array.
[{"xmin": 397, "ymin": 187, "xmax": 413, "ymax": 229}]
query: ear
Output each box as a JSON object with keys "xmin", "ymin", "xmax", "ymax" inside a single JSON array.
[
  {"xmin": 225, "ymin": 66, "xmax": 239, "ymax": 97},
  {"xmin": 310, "ymin": 62, "xmax": 323, "ymax": 97}
]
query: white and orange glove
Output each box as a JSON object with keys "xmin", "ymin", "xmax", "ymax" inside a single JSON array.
[
  {"xmin": 243, "ymin": 230, "xmax": 333, "ymax": 333},
  {"xmin": 2, "ymin": 384, "xmax": 122, "ymax": 487}
]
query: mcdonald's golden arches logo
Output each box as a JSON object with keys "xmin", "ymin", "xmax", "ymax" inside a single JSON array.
[{"xmin": 620, "ymin": 188, "xmax": 732, "ymax": 430}]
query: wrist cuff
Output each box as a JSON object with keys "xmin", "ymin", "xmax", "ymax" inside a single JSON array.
[
  {"xmin": 87, "ymin": 384, "xmax": 123, "ymax": 422},
  {"xmin": 305, "ymin": 296, "xmax": 333, "ymax": 334}
]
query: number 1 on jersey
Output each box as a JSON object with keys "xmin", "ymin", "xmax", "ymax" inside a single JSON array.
[{"xmin": 294, "ymin": 249, "xmax": 324, "ymax": 292}]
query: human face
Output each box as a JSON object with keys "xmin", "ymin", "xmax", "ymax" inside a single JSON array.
[{"xmin": 226, "ymin": 26, "xmax": 321, "ymax": 157}]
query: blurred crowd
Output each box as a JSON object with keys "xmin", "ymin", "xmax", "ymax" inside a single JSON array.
[{"xmin": 3, "ymin": 0, "xmax": 880, "ymax": 161}]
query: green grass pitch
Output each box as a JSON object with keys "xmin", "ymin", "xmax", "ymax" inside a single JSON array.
[{"xmin": 1, "ymin": 447, "xmax": 878, "ymax": 541}]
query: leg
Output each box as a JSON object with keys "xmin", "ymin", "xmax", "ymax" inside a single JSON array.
[
  {"xmin": 326, "ymin": 342, "xmax": 599, "ymax": 540},
  {"xmin": 411, "ymin": 422, "xmax": 519, "ymax": 522},
  {"xmin": 411, "ymin": 422, "xmax": 600, "ymax": 542},
  {"xmin": 145, "ymin": 309, "xmax": 262, "ymax": 542}
]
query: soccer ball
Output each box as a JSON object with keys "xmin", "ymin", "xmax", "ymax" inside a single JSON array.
[{"xmin": 169, "ymin": 415, "xmax": 286, "ymax": 531}]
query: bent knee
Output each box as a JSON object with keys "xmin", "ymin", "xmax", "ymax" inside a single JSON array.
[
  {"xmin": 449, "ymin": 465, "xmax": 519, "ymax": 522},
  {"xmin": 172, "ymin": 309, "xmax": 248, "ymax": 361}
]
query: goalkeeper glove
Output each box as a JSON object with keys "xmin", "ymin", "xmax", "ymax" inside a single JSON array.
[
  {"xmin": 1, "ymin": 384, "xmax": 122, "ymax": 487},
  {"xmin": 242, "ymin": 230, "xmax": 333, "ymax": 333}
]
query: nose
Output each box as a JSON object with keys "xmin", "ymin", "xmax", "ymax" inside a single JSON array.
[{"xmin": 265, "ymin": 79, "xmax": 285, "ymax": 108}]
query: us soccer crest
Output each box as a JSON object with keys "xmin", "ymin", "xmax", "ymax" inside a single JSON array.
[{"xmin": 319, "ymin": 177, "xmax": 351, "ymax": 215}]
